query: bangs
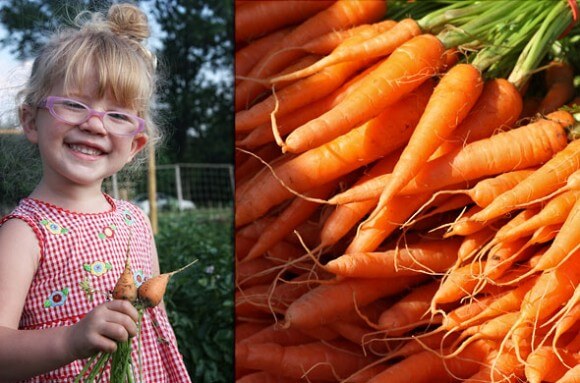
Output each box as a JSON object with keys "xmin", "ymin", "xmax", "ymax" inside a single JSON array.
[{"xmin": 61, "ymin": 32, "xmax": 152, "ymax": 113}]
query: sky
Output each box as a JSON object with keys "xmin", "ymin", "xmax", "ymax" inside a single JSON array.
[{"xmin": 0, "ymin": 31, "xmax": 30, "ymax": 127}]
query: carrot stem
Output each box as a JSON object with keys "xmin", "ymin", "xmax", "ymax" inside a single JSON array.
[
  {"xmin": 167, "ymin": 258, "xmax": 199, "ymax": 277},
  {"xmin": 74, "ymin": 352, "xmax": 100, "ymax": 383},
  {"xmin": 508, "ymin": 0, "xmax": 572, "ymax": 89}
]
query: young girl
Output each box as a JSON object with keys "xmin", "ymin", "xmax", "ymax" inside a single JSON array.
[{"xmin": 0, "ymin": 3, "xmax": 191, "ymax": 382}]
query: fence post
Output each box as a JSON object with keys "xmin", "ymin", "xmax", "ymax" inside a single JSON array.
[
  {"xmin": 228, "ymin": 164, "xmax": 234, "ymax": 197},
  {"xmin": 175, "ymin": 164, "xmax": 184, "ymax": 210}
]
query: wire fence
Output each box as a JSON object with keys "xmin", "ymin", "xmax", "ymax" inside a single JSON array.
[{"xmin": 103, "ymin": 163, "xmax": 234, "ymax": 220}]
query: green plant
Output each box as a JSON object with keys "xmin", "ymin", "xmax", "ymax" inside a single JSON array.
[{"xmin": 156, "ymin": 213, "xmax": 234, "ymax": 383}]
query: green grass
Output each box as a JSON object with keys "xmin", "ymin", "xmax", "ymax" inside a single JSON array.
[{"xmin": 155, "ymin": 212, "xmax": 234, "ymax": 383}]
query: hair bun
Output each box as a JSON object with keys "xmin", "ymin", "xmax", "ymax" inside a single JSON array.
[{"xmin": 107, "ymin": 3, "xmax": 150, "ymax": 42}]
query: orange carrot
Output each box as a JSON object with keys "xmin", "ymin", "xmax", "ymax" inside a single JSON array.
[
  {"xmin": 432, "ymin": 78, "xmax": 523, "ymax": 158},
  {"xmin": 399, "ymin": 111, "xmax": 572, "ymax": 197},
  {"xmin": 443, "ymin": 205, "xmax": 499, "ymax": 238},
  {"xmin": 235, "ymin": 0, "xmax": 387, "ymax": 111},
  {"xmin": 319, "ymin": 149, "xmax": 402, "ymax": 248},
  {"xmin": 555, "ymin": 364, "xmax": 580, "ymax": 383},
  {"xmin": 530, "ymin": 223, "xmax": 562, "ymax": 245},
  {"xmin": 235, "ymin": 143, "xmax": 283, "ymax": 185},
  {"xmin": 444, "ymin": 169, "xmax": 536, "ymax": 209},
  {"xmin": 302, "ymin": 19, "xmax": 397, "ymax": 55},
  {"xmin": 236, "ymin": 57, "xmax": 373, "ymax": 132},
  {"xmin": 112, "ymin": 236, "xmax": 137, "ymax": 302},
  {"xmin": 554, "ymin": 302, "xmax": 580, "ymax": 346},
  {"xmin": 265, "ymin": 54, "xmax": 323, "ymax": 90},
  {"xmin": 496, "ymin": 190, "xmax": 580, "ymax": 242},
  {"xmin": 469, "ymin": 114, "xmax": 579, "ymax": 222},
  {"xmin": 236, "ymin": 59, "xmax": 384, "ymax": 149},
  {"xmin": 235, "ymin": 371, "xmax": 297, "ymax": 383},
  {"xmin": 330, "ymin": 112, "xmax": 568, "ymax": 207},
  {"xmin": 235, "ymin": 81, "xmax": 434, "ymax": 228},
  {"xmin": 235, "ymin": 1, "xmax": 335, "ymax": 44},
  {"xmin": 406, "ymin": 193, "xmax": 474, "ymax": 227},
  {"xmin": 376, "ymin": 331, "xmax": 457, "ymax": 363},
  {"xmin": 538, "ymin": 60, "xmax": 576, "ymax": 114},
  {"xmin": 235, "ymin": 28, "xmax": 291, "ymax": 81},
  {"xmin": 235, "ymin": 340, "xmax": 376, "ymax": 381},
  {"xmin": 525, "ymin": 346, "xmax": 580, "ymax": 383},
  {"xmin": 533, "ymin": 196, "xmax": 580, "ymax": 271},
  {"xmin": 464, "ymin": 349, "xmax": 524, "ymax": 383},
  {"xmin": 281, "ymin": 33, "xmax": 447, "ymax": 153},
  {"xmin": 325, "ymin": 237, "xmax": 461, "ymax": 279},
  {"xmin": 235, "ymin": 282, "xmax": 302, "ymax": 319},
  {"xmin": 456, "ymin": 225, "xmax": 498, "ymax": 266},
  {"xmin": 512, "ymin": 253, "xmax": 580, "ymax": 335},
  {"xmin": 137, "ymin": 259, "xmax": 197, "ymax": 308},
  {"xmin": 441, "ymin": 295, "xmax": 497, "ymax": 331},
  {"xmin": 483, "ymin": 237, "xmax": 537, "ymax": 282},
  {"xmin": 461, "ymin": 279, "xmax": 538, "ymax": 331},
  {"xmin": 283, "ymin": 275, "xmax": 426, "ymax": 329},
  {"xmin": 369, "ymin": 63, "xmax": 484, "ymax": 222},
  {"xmin": 244, "ymin": 181, "xmax": 336, "ymax": 261},
  {"xmin": 448, "ymin": 311, "xmax": 520, "ymax": 358},
  {"xmin": 236, "ymin": 240, "xmax": 306, "ymax": 287},
  {"xmin": 277, "ymin": 68, "xmax": 434, "ymax": 152},
  {"xmin": 270, "ymin": 18, "xmax": 422, "ymax": 83},
  {"xmin": 345, "ymin": 192, "xmax": 433, "ymax": 253},
  {"xmin": 236, "ymin": 321, "xmax": 269, "ymax": 344},
  {"xmin": 366, "ymin": 339, "xmax": 493, "ymax": 383},
  {"xmin": 430, "ymin": 261, "xmax": 485, "ymax": 312},
  {"xmin": 240, "ymin": 323, "xmax": 316, "ymax": 347},
  {"xmin": 377, "ymin": 280, "xmax": 441, "ymax": 335}
]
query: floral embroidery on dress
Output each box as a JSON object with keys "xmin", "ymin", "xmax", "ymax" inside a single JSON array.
[
  {"xmin": 97, "ymin": 224, "xmax": 116, "ymax": 239},
  {"xmin": 122, "ymin": 209, "xmax": 134, "ymax": 226},
  {"xmin": 44, "ymin": 288, "xmax": 69, "ymax": 308},
  {"xmin": 84, "ymin": 261, "xmax": 112, "ymax": 277},
  {"xmin": 40, "ymin": 219, "xmax": 69, "ymax": 235},
  {"xmin": 79, "ymin": 277, "xmax": 96, "ymax": 302}
]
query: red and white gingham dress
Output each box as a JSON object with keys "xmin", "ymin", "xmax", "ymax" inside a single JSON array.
[{"xmin": 0, "ymin": 195, "xmax": 192, "ymax": 382}]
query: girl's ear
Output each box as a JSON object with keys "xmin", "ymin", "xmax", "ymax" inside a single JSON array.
[
  {"xmin": 128, "ymin": 133, "xmax": 149, "ymax": 162},
  {"xmin": 20, "ymin": 105, "xmax": 39, "ymax": 144}
]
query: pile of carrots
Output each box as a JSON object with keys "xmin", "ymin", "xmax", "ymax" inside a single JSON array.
[{"xmin": 235, "ymin": 1, "xmax": 580, "ymax": 382}]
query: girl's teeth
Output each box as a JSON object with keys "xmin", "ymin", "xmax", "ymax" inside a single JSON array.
[{"xmin": 69, "ymin": 144, "xmax": 103, "ymax": 156}]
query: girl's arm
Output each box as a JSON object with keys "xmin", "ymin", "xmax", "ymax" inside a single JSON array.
[{"xmin": 0, "ymin": 219, "xmax": 139, "ymax": 381}]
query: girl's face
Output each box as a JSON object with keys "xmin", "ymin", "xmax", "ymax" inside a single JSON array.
[{"xmin": 21, "ymin": 77, "xmax": 148, "ymax": 190}]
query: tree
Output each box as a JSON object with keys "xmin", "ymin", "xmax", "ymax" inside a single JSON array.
[
  {"xmin": 151, "ymin": 0, "xmax": 233, "ymax": 164},
  {"xmin": 0, "ymin": 0, "xmax": 233, "ymax": 165}
]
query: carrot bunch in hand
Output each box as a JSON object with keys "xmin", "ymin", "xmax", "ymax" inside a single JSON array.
[
  {"xmin": 75, "ymin": 235, "xmax": 197, "ymax": 383},
  {"xmin": 235, "ymin": 1, "xmax": 580, "ymax": 382}
]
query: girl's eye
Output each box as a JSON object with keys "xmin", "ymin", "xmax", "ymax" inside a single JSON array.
[
  {"xmin": 108, "ymin": 112, "xmax": 132, "ymax": 122},
  {"xmin": 62, "ymin": 100, "xmax": 86, "ymax": 110}
]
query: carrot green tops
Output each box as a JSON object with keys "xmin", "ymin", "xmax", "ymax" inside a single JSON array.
[{"xmin": 0, "ymin": 195, "xmax": 191, "ymax": 382}]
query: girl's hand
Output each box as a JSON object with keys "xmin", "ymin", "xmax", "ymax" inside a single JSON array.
[{"xmin": 66, "ymin": 300, "xmax": 139, "ymax": 359}]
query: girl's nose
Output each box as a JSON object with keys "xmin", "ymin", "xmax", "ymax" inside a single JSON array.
[{"xmin": 80, "ymin": 114, "xmax": 108, "ymax": 135}]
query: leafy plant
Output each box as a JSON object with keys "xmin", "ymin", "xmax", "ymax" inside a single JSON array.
[{"xmin": 155, "ymin": 213, "xmax": 234, "ymax": 383}]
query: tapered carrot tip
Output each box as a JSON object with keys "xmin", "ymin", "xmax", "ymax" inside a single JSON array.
[
  {"xmin": 138, "ymin": 259, "xmax": 197, "ymax": 307},
  {"xmin": 112, "ymin": 261, "xmax": 138, "ymax": 302},
  {"xmin": 138, "ymin": 273, "xmax": 171, "ymax": 308}
]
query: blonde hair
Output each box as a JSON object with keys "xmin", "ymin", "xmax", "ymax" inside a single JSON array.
[{"xmin": 20, "ymin": 3, "xmax": 162, "ymax": 152}]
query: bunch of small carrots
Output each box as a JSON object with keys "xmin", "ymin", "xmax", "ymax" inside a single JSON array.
[
  {"xmin": 235, "ymin": 1, "xmax": 580, "ymax": 382},
  {"xmin": 75, "ymin": 234, "xmax": 197, "ymax": 383}
]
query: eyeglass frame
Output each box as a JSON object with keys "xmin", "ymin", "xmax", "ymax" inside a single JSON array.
[{"xmin": 36, "ymin": 96, "xmax": 146, "ymax": 137}]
